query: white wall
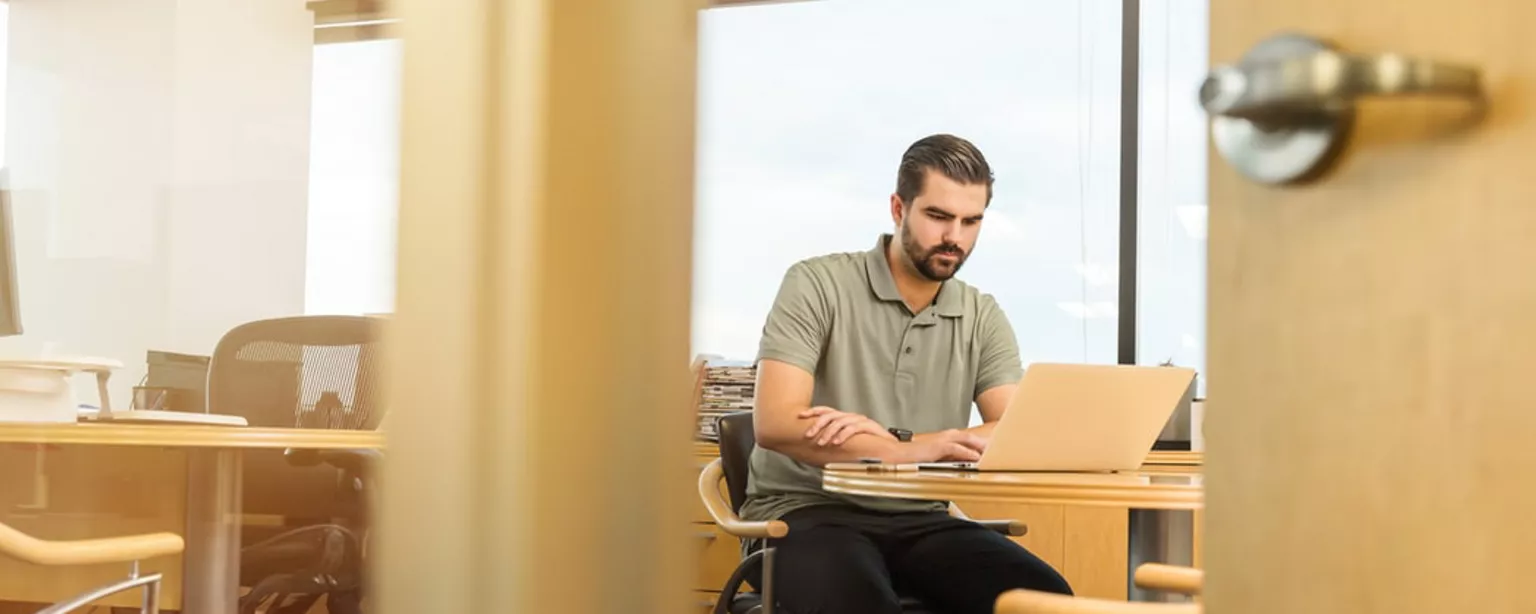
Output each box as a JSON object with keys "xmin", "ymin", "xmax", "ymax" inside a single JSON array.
[{"xmin": 0, "ymin": 0, "xmax": 315, "ymax": 405}]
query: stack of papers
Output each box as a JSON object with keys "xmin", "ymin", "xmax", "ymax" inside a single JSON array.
[{"xmin": 695, "ymin": 361, "xmax": 756, "ymax": 441}]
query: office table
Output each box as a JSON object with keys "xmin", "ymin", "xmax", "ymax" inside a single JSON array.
[
  {"xmin": 0, "ymin": 423, "xmax": 385, "ymax": 614},
  {"xmin": 822, "ymin": 462, "xmax": 1202, "ymax": 602}
]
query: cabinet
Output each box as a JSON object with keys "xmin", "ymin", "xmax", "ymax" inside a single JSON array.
[{"xmin": 692, "ymin": 443, "xmax": 741, "ymax": 610}]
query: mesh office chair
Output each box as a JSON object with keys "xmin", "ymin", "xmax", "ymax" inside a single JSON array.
[
  {"xmin": 207, "ymin": 316, "xmax": 384, "ymax": 614},
  {"xmin": 700, "ymin": 411, "xmax": 1028, "ymax": 614}
]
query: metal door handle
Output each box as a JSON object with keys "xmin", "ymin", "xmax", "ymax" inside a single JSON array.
[
  {"xmin": 1202, "ymin": 51, "xmax": 1481, "ymax": 121},
  {"xmin": 1202, "ymin": 33, "xmax": 1485, "ymax": 185}
]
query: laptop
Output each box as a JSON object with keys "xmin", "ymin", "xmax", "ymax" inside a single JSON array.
[{"xmin": 923, "ymin": 362, "xmax": 1196, "ymax": 472}]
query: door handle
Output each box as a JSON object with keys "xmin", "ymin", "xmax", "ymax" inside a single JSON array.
[{"xmin": 1201, "ymin": 33, "xmax": 1485, "ymax": 185}]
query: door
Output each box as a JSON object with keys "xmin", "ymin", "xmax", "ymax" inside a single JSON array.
[{"xmin": 1205, "ymin": 2, "xmax": 1535, "ymax": 613}]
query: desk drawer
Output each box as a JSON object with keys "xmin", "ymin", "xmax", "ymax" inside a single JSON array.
[
  {"xmin": 693, "ymin": 590, "xmax": 720, "ymax": 614},
  {"xmin": 694, "ymin": 523, "xmax": 741, "ymax": 592}
]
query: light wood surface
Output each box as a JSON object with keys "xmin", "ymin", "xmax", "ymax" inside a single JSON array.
[
  {"xmin": 822, "ymin": 466, "xmax": 1202, "ymax": 510},
  {"xmin": 1142, "ymin": 451, "xmax": 1201, "ymax": 466},
  {"xmin": 1206, "ymin": 1, "xmax": 1533, "ymax": 613},
  {"xmin": 375, "ymin": 1, "xmax": 700, "ymax": 613},
  {"xmin": 693, "ymin": 443, "xmax": 1203, "ymax": 467},
  {"xmin": 1061, "ymin": 507, "xmax": 1129, "ymax": 600},
  {"xmin": 1133, "ymin": 563, "xmax": 1202, "ymax": 596},
  {"xmin": 0, "ymin": 520, "xmax": 182, "ymax": 566},
  {"xmin": 995, "ymin": 589, "xmax": 1201, "ymax": 614},
  {"xmin": 0, "ymin": 423, "xmax": 385, "ymax": 449}
]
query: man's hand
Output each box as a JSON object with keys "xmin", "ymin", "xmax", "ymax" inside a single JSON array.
[
  {"xmin": 904, "ymin": 429, "xmax": 989, "ymax": 463},
  {"xmin": 800, "ymin": 406, "xmax": 897, "ymax": 447}
]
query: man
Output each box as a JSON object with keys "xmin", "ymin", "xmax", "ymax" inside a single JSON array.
[{"xmin": 742, "ymin": 134, "xmax": 1072, "ymax": 614}]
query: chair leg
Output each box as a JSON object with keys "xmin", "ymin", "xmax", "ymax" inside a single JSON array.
[
  {"xmin": 760, "ymin": 546, "xmax": 776, "ymax": 614},
  {"xmin": 141, "ymin": 575, "xmax": 161, "ymax": 614}
]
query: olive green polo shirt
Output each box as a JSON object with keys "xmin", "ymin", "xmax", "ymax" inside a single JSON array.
[{"xmin": 739, "ymin": 234, "xmax": 1025, "ymax": 521}]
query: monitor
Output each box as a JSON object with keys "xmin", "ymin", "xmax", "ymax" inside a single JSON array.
[{"xmin": 0, "ymin": 169, "xmax": 21, "ymax": 337}]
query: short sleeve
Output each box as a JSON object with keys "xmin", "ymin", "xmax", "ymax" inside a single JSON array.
[
  {"xmin": 756, "ymin": 262, "xmax": 831, "ymax": 375},
  {"xmin": 974, "ymin": 295, "xmax": 1024, "ymax": 399}
]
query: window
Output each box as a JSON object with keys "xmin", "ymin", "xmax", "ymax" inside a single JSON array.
[
  {"xmin": 1135, "ymin": 0, "xmax": 1208, "ymax": 392},
  {"xmin": 693, "ymin": 0, "xmax": 1124, "ymax": 369},
  {"xmin": 305, "ymin": 39, "xmax": 402, "ymax": 316},
  {"xmin": 0, "ymin": 3, "xmax": 8, "ymax": 167}
]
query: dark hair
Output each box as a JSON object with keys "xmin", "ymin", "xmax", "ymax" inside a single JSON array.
[{"xmin": 895, "ymin": 134, "xmax": 994, "ymax": 207}]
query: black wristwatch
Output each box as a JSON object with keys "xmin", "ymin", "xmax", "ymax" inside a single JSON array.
[{"xmin": 887, "ymin": 427, "xmax": 913, "ymax": 442}]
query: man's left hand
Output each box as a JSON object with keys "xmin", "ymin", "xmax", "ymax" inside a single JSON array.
[{"xmin": 800, "ymin": 407, "xmax": 896, "ymax": 446}]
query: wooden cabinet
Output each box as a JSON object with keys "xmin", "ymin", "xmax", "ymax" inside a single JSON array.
[{"xmin": 692, "ymin": 443, "xmax": 741, "ymax": 609}]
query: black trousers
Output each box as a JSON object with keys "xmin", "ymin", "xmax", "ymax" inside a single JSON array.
[{"xmin": 751, "ymin": 504, "xmax": 1073, "ymax": 614}]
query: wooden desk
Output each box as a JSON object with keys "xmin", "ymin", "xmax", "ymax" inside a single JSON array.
[
  {"xmin": 822, "ymin": 465, "xmax": 1202, "ymax": 510},
  {"xmin": 823, "ymin": 462, "xmax": 1203, "ymax": 602},
  {"xmin": 0, "ymin": 423, "xmax": 384, "ymax": 614}
]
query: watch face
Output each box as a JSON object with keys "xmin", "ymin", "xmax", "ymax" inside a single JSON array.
[{"xmin": 889, "ymin": 428, "xmax": 913, "ymax": 442}]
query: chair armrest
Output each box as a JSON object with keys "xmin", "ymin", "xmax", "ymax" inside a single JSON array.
[
  {"xmin": 949, "ymin": 503, "xmax": 1028, "ymax": 536},
  {"xmin": 698, "ymin": 459, "xmax": 788, "ymax": 539},
  {"xmin": 0, "ymin": 521, "xmax": 183, "ymax": 566},
  {"xmin": 1133, "ymin": 563, "xmax": 1203, "ymax": 596},
  {"xmin": 973, "ymin": 519, "xmax": 1029, "ymax": 537},
  {"xmin": 995, "ymin": 589, "xmax": 1201, "ymax": 614}
]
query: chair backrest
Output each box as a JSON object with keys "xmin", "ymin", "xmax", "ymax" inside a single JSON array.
[
  {"xmin": 715, "ymin": 411, "xmax": 756, "ymax": 515},
  {"xmin": 207, "ymin": 316, "xmax": 383, "ymax": 521},
  {"xmin": 208, "ymin": 316, "xmax": 383, "ymax": 429}
]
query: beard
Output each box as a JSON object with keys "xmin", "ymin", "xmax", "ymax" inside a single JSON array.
[{"xmin": 900, "ymin": 223, "xmax": 968, "ymax": 281}]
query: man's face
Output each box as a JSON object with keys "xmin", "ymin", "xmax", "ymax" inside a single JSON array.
[{"xmin": 892, "ymin": 169, "xmax": 989, "ymax": 282}]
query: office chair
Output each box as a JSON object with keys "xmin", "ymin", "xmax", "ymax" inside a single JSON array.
[
  {"xmin": 994, "ymin": 589, "xmax": 1201, "ymax": 614},
  {"xmin": 699, "ymin": 411, "xmax": 1028, "ymax": 614},
  {"xmin": 1132, "ymin": 563, "xmax": 1202, "ymax": 597},
  {"xmin": 207, "ymin": 316, "xmax": 384, "ymax": 614},
  {"xmin": 0, "ymin": 520, "xmax": 182, "ymax": 613}
]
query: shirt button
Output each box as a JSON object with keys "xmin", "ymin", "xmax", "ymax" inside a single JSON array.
[{"xmin": 904, "ymin": 346, "xmax": 913, "ymax": 354}]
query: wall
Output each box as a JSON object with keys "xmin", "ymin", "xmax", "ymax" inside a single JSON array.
[{"xmin": 0, "ymin": 0, "xmax": 315, "ymax": 405}]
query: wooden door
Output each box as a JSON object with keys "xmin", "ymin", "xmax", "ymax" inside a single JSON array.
[{"xmin": 1206, "ymin": 1, "xmax": 1536, "ymax": 613}]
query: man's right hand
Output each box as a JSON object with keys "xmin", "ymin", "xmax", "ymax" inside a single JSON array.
[{"xmin": 901, "ymin": 429, "xmax": 988, "ymax": 463}]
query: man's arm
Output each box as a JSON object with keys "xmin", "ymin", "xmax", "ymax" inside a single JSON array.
[
  {"xmin": 753, "ymin": 359, "xmax": 904, "ymax": 466},
  {"xmin": 757, "ymin": 360, "xmax": 986, "ymax": 466},
  {"xmin": 749, "ymin": 263, "xmax": 903, "ymax": 465}
]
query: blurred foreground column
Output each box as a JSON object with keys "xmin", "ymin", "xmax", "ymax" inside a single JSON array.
[{"xmin": 380, "ymin": 1, "xmax": 701, "ymax": 613}]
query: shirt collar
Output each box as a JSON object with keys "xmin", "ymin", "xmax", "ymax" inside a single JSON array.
[{"xmin": 865, "ymin": 234, "xmax": 964, "ymax": 317}]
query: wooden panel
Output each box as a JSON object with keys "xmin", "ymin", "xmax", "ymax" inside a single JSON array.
[
  {"xmin": 952, "ymin": 500, "xmax": 1066, "ymax": 572},
  {"xmin": 1061, "ymin": 507, "xmax": 1128, "ymax": 600},
  {"xmin": 693, "ymin": 590, "xmax": 721, "ymax": 614},
  {"xmin": 694, "ymin": 523, "xmax": 742, "ymax": 592},
  {"xmin": 0, "ymin": 446, "xmax": 185, "ymax": 609},
  {"xmin": 1207, "ymin": 0, "xmax": 1536, "ymax": 612}
]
